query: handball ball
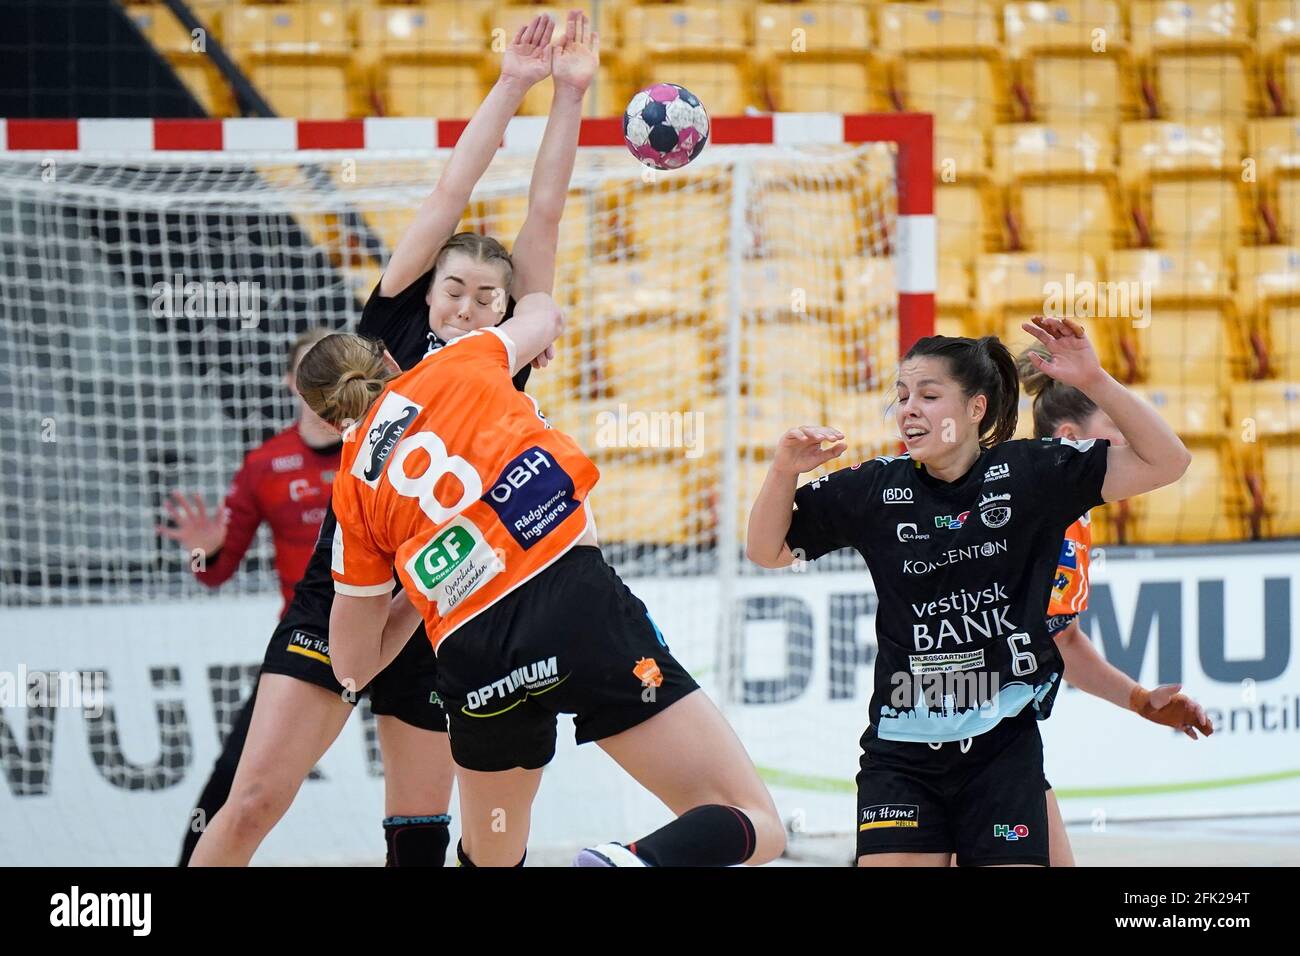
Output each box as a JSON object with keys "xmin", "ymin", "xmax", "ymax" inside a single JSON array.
[{"xmin": 623, "ymin": 83, "xmax": 710, "ymax": 170}]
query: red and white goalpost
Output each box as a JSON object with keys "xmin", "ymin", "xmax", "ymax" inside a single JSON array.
[{"xmin": 0, "ymin": 113, "xmax": 933, "ymax": 863}]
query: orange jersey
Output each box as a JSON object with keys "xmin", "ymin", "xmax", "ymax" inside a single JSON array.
[
  {"xmin": 1046, "ymin": 512, "xmax": 1092, "ymax": 632},
  {"xmin": 329, "ymin": 327, "xmax": 599, "ymax": 649}
]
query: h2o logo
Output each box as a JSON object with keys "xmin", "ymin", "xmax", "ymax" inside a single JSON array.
[{"xmin": 387, "ymin": 430, "xmax": 482, "ymax": 523}]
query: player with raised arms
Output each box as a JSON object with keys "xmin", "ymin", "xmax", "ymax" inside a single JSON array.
[
  {"xmin": 187, "ymin": 11, "xmax": 594, "ymax": 866},
  {"xmin": 1012, "ymin": 344, "xmax": 1213, "ymax": 866},
  {"xmin": 746, "ymin": 317, "xmax": 1190, "ymax": 867},
  {"xmin": 297, "ymin": 294, "xmax": 786, "ymax": 868}
]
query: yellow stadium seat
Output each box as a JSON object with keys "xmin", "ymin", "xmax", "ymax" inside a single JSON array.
[
  {"xmin": 1234, "ymin": 245, "xmax": 1300, "ymax": 346},
  {"xmin": 741, "ymin": 257, "xmax": 840, "ymax": 317},
  {"xmin": 876, "ymin": 0, "xmax": 1000, "ymax": 54},
  {"xmin": 1258, "ymin": 0, "xmax": 1300, "ymax": 113},
  {"xmin": 356, "ymin": 3, "xmax": 491, "ymax": 64},
  {"xmin": 1246, "ymin": 118, "xmax": 1300, "ymax": 203},
  {"xmin": 1258, "ymin": 443, "xmax": 1300, "ymax": 536},
  {"xmin": 936, "ymin": 125, "xmax": 988, "ymax": 180},
  {"xmin": 1106, "ymin": 248, "xmax": 1239, "ymax": 383},
  {"xmin": 1236, "ymin": 244, "xmax": 1300, "ymax": 378},
  {"xmin": 754, "ymin": 3, "xmax": 876, "ymax": 112},
  {"xmin": 614, "ymin": 181, "xmax": 729, "ymax": 261},
  {"xmin": 381, "ymin": 64, "xmax": 488, "ymax": 119},
  {"xmin": 1119, "ymin": 122, "xmax": 1245, "ymax": 250},
  {"xmin": 876, "ymin": 1, "xmax": 1008, "ymax": 129},
  {"xmin": 1124, "ymin": 446, "xmax": 1245, "ymax": 543},
  {"xmin": 1119, "ymin": 121, "xmax": 1237, "ymax": 189},
  {"xmin": 356, "ymin": 3, "xmax": 494, "ymax": 118},
  {"xmin": 1107, "ymin": 247, "xmax": 1233, "ymax": 301},
  {"xmin": 587, "ymin": 460, "xmax": 696, "ymax": 545},
  {"xmin": 467, "ymin": 192, "xmax": 598, "ymax": 273},
  {"xmin": 753, "ymin": 187, "xmax": 863, "ymax": 256},
  {"xmin": 737, "ymin": 391, "xmax": 829, "ymax": 453},
  {"xmin": 584, "ymin": 260, "xmax": 709, "ymax": 325},
  {"xmin": 993, "ymin": 122, "xmax": 1116, "ymax": 184},
  {"xmin": 937, "ymin": 256, "xmax": 973, "ymax": 319},
  {"xmin": 600, "ymin": 325, "xmax": 711, "ymax": 407},
  {"xmin": 1131, "ymin": 384, "xmax": 1225, "ymax": 440},
  {"xmin": 995, "ymin": 123, "xmax": 1121, "ymax": 261},
  {"xmin": 1003, "ymin": 0, "xmax": 1125, "ymax": 57},
  {"xmin": 935, "ymin": 181, "xmax": 994, "ymax": 262},
  {"xmin": 742, "ymin": 322, "xmax": 840, "ymax": 400},
  {"xmin": 974, "ymin": 250, "xmax": 1100, "ymax": 317},
  {"xmin": 1148, "ymin": 178, "xmax": 1247, "ymax": 253},
  {"xmin": 1129, "ymin": 0, "xmax": 1255, "ymax": 120},
  {"xmin": 839, "ymin": 256, "xmax": 901, "ymax": 386},
  {"xmin": 1003, "ymin": 0, "xmax": 1133, "ymax": 125},
  {"xmin": 824, "ymin": 388, "xmax": 905, "ymax": 462},
  {"xmin": 1268, "ymin": 175, "xmax": 1300, "ymax": 247},
  {"xmin": 623, "ymin": 3, "xmax": 757, "ymax": 114},
  {"xmin": 1229, "ymin": 380, "xmax": 1300, "ymax": 439},
  {"xmin": 1025, "ymin": 55, "xmax": 1128, "ymax": 125},
  {"xmin": 126, "ymin": 4, "xmax": 232, "ymax": 115},
  {"xmin": 220, "ymin": 3, "xmax": 357, "ymax": 117}
]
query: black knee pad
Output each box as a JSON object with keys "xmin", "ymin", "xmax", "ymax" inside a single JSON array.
[{"xmin": 383, "ymin": 815, "xmax": 451, "ymax": 867}]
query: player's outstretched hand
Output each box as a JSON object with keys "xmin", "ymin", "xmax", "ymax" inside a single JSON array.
[
  {"xmin": 773, "ymin": 425, "xmax": 847, "ymax": 476},
  {"xmin": 552, "ymin": 10, "xmax": 600, "ymax": 96},
  {"xmin": 156, "ymin": 490, "xmax": 228, "ymax": 557},
  {"xmin": 1131, "ymin": 683, "xmax": 1214, "ymax": 739},
  {"xmin": 531, "ymin": 344, "xmax": 555, "ymax": 369},
  {"xmin": 500, "ymin": 14, "xmax": 556, "ymax": 88},
  {"xmin": 1020, "ymin": 316, "xmax": 1105, "ymax": 391}
]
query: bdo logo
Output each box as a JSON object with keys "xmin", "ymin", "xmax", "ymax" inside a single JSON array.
[{"xmin": 413, "ymin": 526, "xmax": 475, "ymax": 590}]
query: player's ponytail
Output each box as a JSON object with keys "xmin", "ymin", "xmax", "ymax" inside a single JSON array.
[
  {"xmin": 1016, "ymin": 344, "xmax": 1099, "ymax": 440},
  {"xmin": 902, "ymin": 334, "xmax": 1020, "ymax": 447},
  {"xmin": 295, "ymin": 333, "xmax": 395, "ymax": 429}
]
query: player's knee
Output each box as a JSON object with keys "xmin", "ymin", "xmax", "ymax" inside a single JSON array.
[
  {"xmin": 744, "ymin": 806, "xmax": 787, "ymax": 865},
  {"xmin": 225, "ymin": 779, "xmax": 293, "ymax": 838}
]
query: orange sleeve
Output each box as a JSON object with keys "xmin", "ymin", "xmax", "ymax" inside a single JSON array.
[
  {"xmin": 329, "ymin": 474, "xmax": 395, "ymax": 598},
  {"xmin": 440, "ymin": 326, "xmax": 515, "ymax": 373},
  {"xmin": 1047, "ymin": 517, "xmax": 1092, "ymax": 617}
]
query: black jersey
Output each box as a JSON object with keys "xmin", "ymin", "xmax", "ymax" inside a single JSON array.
[
  {"xmin": 358, "ymin": 268, "xmax": 530, "ymax": 390},
  {"xmin": 786, "ymin": 437, "xmax": 1109, "ymax": 743}
]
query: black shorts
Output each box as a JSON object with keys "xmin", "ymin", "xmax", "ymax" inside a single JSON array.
[
  {"xmin": 434, "ymin": 546, "xmax": 699, "ymax": 772},
  {"xmin": 855, "ymin": 711, "xmax": 1049, "ymax": 866},
  {"xmin": 261, "ymin": 527, "xmax": 447, "ymax": 733}
]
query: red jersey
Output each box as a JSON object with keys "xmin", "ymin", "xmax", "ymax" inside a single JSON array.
[
  {"xmin": 194, "ymin": 423, "xmax": 341, "ymax": 611},
  {"xmin": 330, "ymin": 327, "xmax": 599, "ymax": 649}
]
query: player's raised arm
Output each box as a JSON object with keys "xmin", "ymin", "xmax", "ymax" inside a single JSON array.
[
  {"xmin": 494, "ymin": 292, "xmax": 565, "ymax": 375},
  {"xmin": 510, "ymin": 10, "xmax": 599, "ymax": 299},
  {"xmin": 379, "ymin": 13, "xmax": 556, "ymax": 297},
  {"xmin": 1020, "ymin": 317, "xmax": 1191, "ymax": 502},
  {"xmin": 746, "ymin": 426, "xmax": 847, "ymax": 568}
]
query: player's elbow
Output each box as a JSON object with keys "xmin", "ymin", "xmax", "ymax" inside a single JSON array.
[{"xmin": 745, "ymin": 539, "xmax": 786, "ymax": 570}]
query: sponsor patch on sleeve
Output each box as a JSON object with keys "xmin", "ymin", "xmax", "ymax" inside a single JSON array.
[{"xmin": 483, "ymin": 446, "xmax": 578, "ymax": 550}]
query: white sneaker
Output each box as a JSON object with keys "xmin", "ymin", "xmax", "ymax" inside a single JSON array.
[{"xmin": 572, "ymin": 843, "xmax": 649, "ymax": 867}]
